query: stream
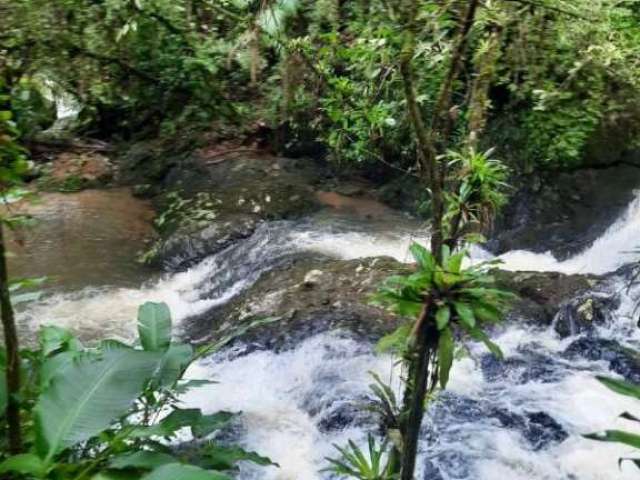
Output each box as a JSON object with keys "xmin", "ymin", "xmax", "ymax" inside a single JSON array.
[{"xmin": 12, "ymin": 186, "xmax": 640, "ymax": 479}]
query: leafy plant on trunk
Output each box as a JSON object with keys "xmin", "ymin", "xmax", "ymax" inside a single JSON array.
[
  {"xmin": 326, "ymin": 1, "xmax": 514, "ymax": 478},
  {"xmin": 0, "ymin": 78, "xmax": 31, "ymax": 455},
  {"xmin": 0, "ymin": 301, "xmax": 278, "ymax": 479},
  {"xmin": 585, "ymin": 375, "xmax": 640, "ymax": 469}
]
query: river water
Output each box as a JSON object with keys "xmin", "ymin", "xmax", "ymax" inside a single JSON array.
[{"xmin": 13, "ymin": 187, "xmax": 640, "ymax": 479}]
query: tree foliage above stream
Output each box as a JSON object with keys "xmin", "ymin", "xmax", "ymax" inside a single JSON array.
[{"xmin": 2, "ymin": 0, "xmax": 640, "ymax": 169}]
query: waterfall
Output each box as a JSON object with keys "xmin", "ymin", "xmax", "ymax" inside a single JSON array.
[{"xmin": 18, "ymin": 192, "xmax": 640, "ymax": 479}]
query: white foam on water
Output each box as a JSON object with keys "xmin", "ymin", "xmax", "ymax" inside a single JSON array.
[
  {"xmin": 17, "ymin": 255, "xmax": 235, "ymax": 341},
  {"xmin": 17, "ymin": 191, "xmax": 640, "ymax": 478},
  {"xmin": 179, "ymin": 326, "xmax": 640, "ymax": 480},
  {"xmin": 497, "ymin": 192, "xmax": 640, "ymax": 274},
  {"xmin": 182, "ymin": 333, "xmax": 400, "ymax": 480}
]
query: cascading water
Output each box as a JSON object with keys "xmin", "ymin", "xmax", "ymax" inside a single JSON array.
[{"xmin": 17, "ymin": 190, "xmax": 640, "ymax": 479}]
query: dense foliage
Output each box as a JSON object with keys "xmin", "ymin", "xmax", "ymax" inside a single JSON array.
[
  {"xmin": 0, "ymin": 302, "xmax": 275, "ymax": 479},
  {"xmin": 2, "ymin": 1, "xmax": 639, "ymax": 169}
]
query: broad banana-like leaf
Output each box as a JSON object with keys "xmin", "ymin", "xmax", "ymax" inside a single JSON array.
[
  {"xmin": 138, "ymin": 302, "xmax": 172, "ymax": 352},
  {"xmin": 0, "ymin": 453, "xmax": 46, "ymax": 477},
  {"xmin": 141, "ymin": 463, "xmax": 232, "ymax": 480},
  {"xmin": 34, "ymin": 348, "xmax": 162, "ymax": 462},
  {"xmin": 109, "ymin": 451, "xmax": 177, "ymax": 470}
]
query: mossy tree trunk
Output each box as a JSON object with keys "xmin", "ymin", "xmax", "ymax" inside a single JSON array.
[
  {"xmin": 0, "ymin": 224, "xmax": 21, "ymax": 453},
  {"xmin": 393, "ymin": 0, "xmax": 481, "ymax": 478}
]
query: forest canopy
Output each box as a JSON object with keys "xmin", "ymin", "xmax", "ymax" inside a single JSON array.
[{"xmin": 2, "ymin": 0, "xmax": 640, "ymax": 171}]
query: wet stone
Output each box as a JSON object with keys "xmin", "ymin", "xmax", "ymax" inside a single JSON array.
[
  {"xmin": 480, "ymin": 349, "xmax": 564, "ymax": 385},
  {"xmin": 563, "ymin": 337, "xmax": 640, "ymax": 383},
  {"xmin": 553, "ymin": 293, "xmax": 618, "ymax": 338}
]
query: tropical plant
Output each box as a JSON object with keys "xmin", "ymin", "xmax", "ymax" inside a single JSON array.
[
  {"xmin": 0, "ymin": 301, "xmax": 277, "ymax": 479},
  {"xmin": 0, "ymin": 78, "xmax": 31, "ymax": 454},
  {"xmin": 585, "ymin": 375, "xmax": 640, "ymax": 469},
  {"xmin": 443, "ymin": 147, "xmax": 510, "ymax": 241},
  {"xmin": 328, "ymin": 243, "xmax": 514, "ymax": 479},
  {"xmin": 324, "ymin": 435, "xmax": 395, "ymax": 480}
]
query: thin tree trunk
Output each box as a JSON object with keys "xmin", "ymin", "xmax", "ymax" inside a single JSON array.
[
  {"xmin": 399, "ymin": 307, "xmax": 440, "ymax": 480},
  {"xmin": 0, "ymin": 224, "xmax": 21, "ymax": 453},
  {"xmin": 394, "ymin": 2, "xmax": 481, "ymax": 479},
  {"xmin": 249, "ymin": 22, "xmax": 261, "ymax": 88},
  {"xmin": 467, "ymin": 27, "xmax": 503, "ymax": 149}
]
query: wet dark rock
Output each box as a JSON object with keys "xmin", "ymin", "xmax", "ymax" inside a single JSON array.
[
  {"xmin": 182, "ymin": 249, "xmax": 600, "ymax": 351},
  {"xmin": 426, "ymin": 451, "xmax": 469, "ymax": 479},
  {"xmin": 150, "ymin": 214, "xmax": 258, "ymax": 271},
  {"xmin": 493, "ymin": 270, "xmax": 596, "ymax": 326},
  {"xmin": 428, "ymin": 395, "xmax": 567, "ymax": 466},
  {"xmin": 317, "ymin": 402, "xmax": 371, "ymax": 433},
  {"xmin": 521, "ymin": 411, "xmax": 568, "ymax": 450},
  {"xmin": 553, "ymin": 292, "xmax": 619, "ymax": 338},
  {"xmin": 422, "ymin": 460, "xmax": 446, "ymax": 480},
  {"xmin": 182, "ymin": 253, "xmax": 408, "ymax": 349},
  {"xmin": 490, "ymin": 164, "xmax": 640, "ymax": 259},
  {"xmin": 481, "ymin": 349, "xmax": 562, "ymax": 385},
  {"xmin": 563, "ymin": 337, "xmax": 640, "ymax": 383},
  {"xmin": 142, "ymin": 156, "xmax": 325, "ymax": 269}
]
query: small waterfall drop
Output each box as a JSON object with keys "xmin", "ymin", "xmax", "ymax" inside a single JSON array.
[{"xmin": 17, "ymin": 190, "xmax": 640, "ymax": 479}]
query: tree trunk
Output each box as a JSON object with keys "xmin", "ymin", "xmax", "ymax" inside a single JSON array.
[
  {"xmin": 399, "ymin": 307, "xmax": 440, "ymax": 480},
  {"xmin": 249, "ymin": 22, "xmax": 261, "ymax": 88},
  {"xmin": 394, "ymin": 1, "xmax": 481, "ymax": 479},
  {"xmin": 0, "ymin": 224, "xmax": 22, "ymax": 453},
  {"xmin": 467, "ymin": 27, "xmax": 503, "ymax": 149}
]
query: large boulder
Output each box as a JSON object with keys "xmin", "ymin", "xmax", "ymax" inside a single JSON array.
[
  {"xmin": 141, "ymin": 155, "xmax": 325, "ymax": 269},
  {"xmin": 183, "ymin": 255, "xmax": 600, "ymax": 351},
  {"xmin": 181, "ymin": 255, "xmax": 408, "ymax": 349},
  {"xmin": 489, "ymin": 165, "xmax": 640, "ymax": 259},
  {"xmin": 493, "ymin": 270, "xmax": 596, "ymax": 326}
]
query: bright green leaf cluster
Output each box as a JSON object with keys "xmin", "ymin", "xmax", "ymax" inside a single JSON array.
[{"xmin": 373, "ymin": 242, "xmax": 515, "ymax": 388}]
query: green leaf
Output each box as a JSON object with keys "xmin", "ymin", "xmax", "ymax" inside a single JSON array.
[
  {"xmin": 596, "ymin": 376, "xmax": 640, "ymax": 400},
  {"xmin": 376, "ymin": 323, "xmax": 412, "ymax": 353},
  {"xmin": 446, "ymin": 251, "xmax": 465, "ymax": 274},
  {"xmin": 138, "ymin": 302, "xmax": 172, "ymax": 352},
  {"xmin": 409, "ymin": 243, "xmax": 434, "ymax": 271},
  {"xmin": 91, "ymin": 471, "xmax": 141, "ymax": 480},
  {"xmin": 141, "ymin": 463, "xmax": 232, "ymax": 480},
  {"xmin": 584, "ymin": 430, "xmax": 640, "ymax": 449},
  {"xmin": 438, "ymin": 328, "xmax": 454, "ymax": 389},
  {"xmin": 40, "ymin": 351, "xmax": 79, "ymax": 389},
  {"xmin": 110, "ymin": 451, "xmax": 177, "ymax": 470},
  {"xmin": 131, "ymin": 409, "xmax": 236, "ymax": 439},
  {"xmin": 200, "ymin": 444, "xmax": 278, "ymax": 470},
  {"xmin": 34, "ymin": 348, "xmax": 162, "ymax": 462},
  {"xmin": 453, "ymin": 302, "xmax": 476, "ymax": 328},
  {"xmin": 39, "ymin": 326, "xmax": 82, "ymax": 356},
  {"xmin": 155, "ymin": 343, "xmax": 193, "ymax": 387},
  {"xmin": 174, "ymin": 379, "xmax": 216, "ymax": 394},
  {"xmin": 131, "ymin": 408, "xmax": 203, "ymax": 438},
  {"xmin": 466, "ymin": 326, "xmax": 503, "ymax": 359},
  {"xmin": 435, "ymin": 306, "xmax": 450, "ymax": 330},
  {"xmin": 0, "ymin": 454, "xmax": 47, "ymax": 476},
  {"xmin": 471, "ymin": 302, "xmax": 502, "ymax": 324},
  {"xmin": 192, "ymin": 411, "xmax": 238, "ymax": 439}
]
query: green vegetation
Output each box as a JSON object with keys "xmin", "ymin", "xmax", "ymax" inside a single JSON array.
[
  {"xmin": 0, "ymin": 301, "xmax": 276, "ymax": 479},
  {"xmin": 585, "ymin": 375, "xmax": 640, "ymax": 469},
  {"xmin": 3, "ymin": 1, "xmax": 640, "ymax": 479},
  {"xmin": 2, "ymin": 0, "xmax": 639, "ymax": 170}
]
